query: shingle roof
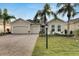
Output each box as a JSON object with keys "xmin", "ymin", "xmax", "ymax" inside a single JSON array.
[
  {"xmin": 27, "ymin": 19, "xmax": 34, "ymax": 23},
  {"xmin": 27, "ymin": 19, "xmax": 40, "ymax": 25},
  {"xmin": 70, "ymin": 18, "xmax": 79, "ymax": 21},
  {"xmin": 11, "ymin": 18, "xmax": 31, "ymax": 24},
  {"xmin": 69, "ymin": 18, "xmax": 79, "ymax": 23}
]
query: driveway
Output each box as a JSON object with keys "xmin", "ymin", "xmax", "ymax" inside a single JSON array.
[{"xmin": 0, "ymin": 34, "xmax": 39, "ymax": 56}]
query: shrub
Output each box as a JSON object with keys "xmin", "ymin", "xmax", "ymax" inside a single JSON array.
[
  {"xmin": 70, "ymin": 31, "xmax": 73, "ymax": 35},
  {"xmin": 64, "ymin": 29, "xmax": 67, "ymax": 35},
  {"xmin": 0, "ymin": 32, "xmax": 4, "ymax": 36},
  {"xmin": 74, "ymin": 30, "xmax": 79, "ymax": 36},
  {"xmin": 0, "ymin": 32, "xmax": 11, "ymax": 36}
]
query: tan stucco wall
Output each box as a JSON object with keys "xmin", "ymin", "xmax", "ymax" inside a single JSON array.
[
  {"xmin": 64, "ymin": 21, "xmax": 79, "ymax": 32},
  {"xmin": 0, "ymin": 24, "xmax": 11, "ymax": 33},
  {"xmin": 0, "ymin": 19, "xmax": 11, "ymax": 33},
  {"xmin": 0, "ymin": 24, "xmax": 3, "ymax": 33},
  {"xmin": 69, "ymin": 22, "xmax": 79, "ymax": 31},
  {"xmin": 48, "ymin": 20, "xmax": 66, "ymax": 34}
]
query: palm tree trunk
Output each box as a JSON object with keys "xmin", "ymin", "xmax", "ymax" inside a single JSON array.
[
  {"xmin": 3, "ymin": 20, "xmax": 6, "ymax": 33},
  {"xmin": 44, "ymin": 15, "xmax": 47, "ymax": 25}
]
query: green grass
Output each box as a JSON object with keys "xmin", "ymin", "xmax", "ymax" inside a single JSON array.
[{"xmin": 32, "ymin": 36, "xmax": 79, "ymax": 56}]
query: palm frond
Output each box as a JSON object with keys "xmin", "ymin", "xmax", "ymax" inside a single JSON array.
[
  {"xmin": 73, "ymin": 3, "xmax": 79, "ymax": 7},
  {"xmin": 57, "ymin": 3, "xmax": 78, "ymax": 18},
  {"xmin": 57, "ymin": 6, "xmax": 66, "ymax": 15},
  {"xmin": 33, "ymin": 10, "xmax": 42, "ymax": 23},
  {"xmin": 71, "ymin": 9, "xmax": 79, "ymax": 17},
  {"xmin": 44, "ymin": 3, "xmax": 51, "ymax": 17},
  {"xmin": 7, "ymin": 16, "xmax": 15, "ymax": 19},
  {"xmin": 56, "ymin": 3, "xmax": 64, "ymax": 7},
  {"xmin": 62, "ymin": 8, "xmax": 68, "ymax": 16},
  {"xmin": 0, "ymin": 9, "xmax": 2, "ymax": 19},
  {"xmin": 44, "ymin": 3, "xmax": 50, "ymax": 10},
  {"xmin": 51, "ymin": 11, "xmax": 57, "ymax": 19},
  {"xmin": 3, "ymin": 9, "xmax": 8, "ymax": 16}
]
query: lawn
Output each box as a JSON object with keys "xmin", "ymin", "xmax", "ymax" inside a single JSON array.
[{"xmin": 32, "ymin": 36, "xmax": 79, "ymax": 56}]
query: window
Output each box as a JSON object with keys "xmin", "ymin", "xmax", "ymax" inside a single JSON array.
[
  {"xmin": 51, "ymin": 25, "xmax": 55, "ymax": 32},
  {"xmin": 58, "ymin": 25, "xmax": 61, "ymax": 31}
]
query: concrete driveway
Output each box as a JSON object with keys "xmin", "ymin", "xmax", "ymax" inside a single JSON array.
[{"xmin": 0, "ymin": 34, "xmax": 39, "ymax": 56}]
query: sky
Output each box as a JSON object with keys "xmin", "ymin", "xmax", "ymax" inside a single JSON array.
[{"xmin": 0, "ymin": 3, "xmax": 79, "ymax": 21}]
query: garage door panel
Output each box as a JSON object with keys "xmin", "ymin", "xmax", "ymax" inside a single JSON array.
[
  {"xmin": 13, "ymin": 26, "xmax": 28, "ymax": 33},
  {"xmin": 31, "ymin": 25, "xmax": 40, "ymax": 33}
]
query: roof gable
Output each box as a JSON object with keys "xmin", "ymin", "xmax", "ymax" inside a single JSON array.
[{"xmin": 48, "ymin": 19, "xmax": 66, "ymax": 24}]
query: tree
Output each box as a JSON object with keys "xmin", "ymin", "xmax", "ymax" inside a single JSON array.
[
  {"xmin": 57, "ymin": 3, "xmax": 79, "ymax": 35},
  {"xmin": 33, "ymin": 3, "xmax": 58, "ymax": 34},
  {"xmin": 33, "ymin": 3, "xmax": 56, "ymax": 25},
  {"xmin": 2, "ymin": 9, "xmax": 15, "ymax": 33}
]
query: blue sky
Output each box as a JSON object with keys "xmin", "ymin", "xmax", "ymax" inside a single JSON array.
[{"xmin": 0, "ymin": 3, "xmax": 79, "ymax": 21}]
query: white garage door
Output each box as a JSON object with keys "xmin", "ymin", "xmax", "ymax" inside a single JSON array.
[
  {"xmin": 13, "ymin": 26, "xmax": 28, "ymax": 34},
  {"xmin": 31, "ymin": 25, "xmax": 40, "ymax": 34}
]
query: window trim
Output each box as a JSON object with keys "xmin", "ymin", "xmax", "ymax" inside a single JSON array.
[
  {"xmin": 57, "ymin": 25, "xmax": 61, "ymax": 32},
  {"xmin": 51, "ymin": 25, "xmax": 55, "ymax": 32}
]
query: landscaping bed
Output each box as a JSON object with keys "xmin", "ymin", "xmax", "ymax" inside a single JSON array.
[
  {"xmin": 39, "ymin": 34, "xmax": 74, "ymax": 37},
  {"xmin": 0, "ymin": 32, "xmax": 11, "ymax": 36}
]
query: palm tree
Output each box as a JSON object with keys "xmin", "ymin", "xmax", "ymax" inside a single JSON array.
[
  {"xmin": 33, "ymin": 3, "xmax": 56, "ymax": 25},
  {"xmin": 41, "ymin": 3, "xmax": 56, "ymax": 25},
  {"xmin": 33, "ymin": 3, "xmax": 57, "ymax": 34},
  {"xmin": 2, "ymin": 9, "xmax": 15, "ymax": 33},
  {"xmin": 57, "ymin": 3, "xmax": 79, "ymax": 35}
]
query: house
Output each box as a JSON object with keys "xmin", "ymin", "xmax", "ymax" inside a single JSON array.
[
  {"xmin": 11, "ymin": 18, "xmax": 79, "ymax": 34},
  {"xmin": 11, "ymin": 18, "xmax": 40, "ymax": 34},
  {"xmin": 48, "ymin": 19, "xmax": 66, "ymax": 34},
  {"xmin": 47, "ymin": 18, "xmax": 79, "ymax": 35}
]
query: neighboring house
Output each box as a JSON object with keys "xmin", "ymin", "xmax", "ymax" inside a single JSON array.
[
  {"xmin": 11, "ymin": 18, "xmax": 40, "ymax": 34},
  {"xmin": 69, "ymin": 18, "xmax": 79, "ymax": 31},
  {"xmin": 48, "ymin": 19, "xmax": 66, "ymax": 34}
]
